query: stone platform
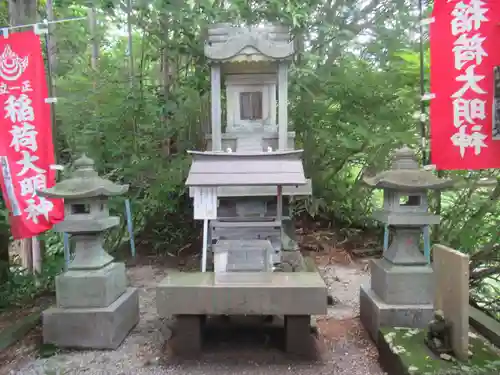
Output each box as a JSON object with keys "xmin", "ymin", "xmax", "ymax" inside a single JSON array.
[
  {"xmin": 156, "ymin": 271, "xmax": 327, "ymax": 316},
  {"xmin": 360, "ymin": 284, "xmax": 433, "ymax": 343},
  {"xmin": 156, "ymin": 271, "xmax": 327, "ymax": 357},
  {"xmin": 43, "ymin": 287, "xmax": 139, "ymax": 349}
]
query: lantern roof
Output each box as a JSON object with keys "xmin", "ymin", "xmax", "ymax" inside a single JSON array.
[
  {"xmin": 363, "ymin": 146, "xmax": 454, "ymax": 191},
  {"xmin": 37, "ymin": 154, "xmax": 129, "ymax": 200}
]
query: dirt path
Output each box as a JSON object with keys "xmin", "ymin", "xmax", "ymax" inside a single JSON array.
[{"xmin": 3, "ymin": 257, "xmax": 384, "ymax": 375}]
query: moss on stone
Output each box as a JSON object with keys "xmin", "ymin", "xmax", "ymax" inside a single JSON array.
[{"xmin": 379, "ymin": 327, "xmax": 500, "ymax": 375}]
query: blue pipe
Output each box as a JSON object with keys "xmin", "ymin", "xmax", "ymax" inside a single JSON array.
[{"xmin": 125, "ymin": 199, "xmax": 136, "ymax": 257}]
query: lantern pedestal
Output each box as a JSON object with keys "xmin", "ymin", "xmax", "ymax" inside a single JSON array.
[
  {"xmin": 55, "ymin": 262, "xmax": 128, "ymax": 308},
  {"xmin": 360, "ymin": 284, "xmax": 434, "ymax": 343},
  {"xmin": 43, "ymin": 287, "xmax": 139, "ymax": 349},
  {"xmin": 42, "ymin": 234, "xmax": 139, "ymax": 349}
]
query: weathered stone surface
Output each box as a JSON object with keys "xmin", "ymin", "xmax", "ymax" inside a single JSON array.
[
  {"xmin": 156, "ymin": 272, "xmax": 327, "ymax": 316},
  {"xmin": 371, "ymin": 258, "xmax": 434, "ymax": 305},
  {"xmin": 360, "ymin": 284, "xmax": 433, "ymax": 342},
  {"xmin": 363, "ymin": 146, "xmax": 454, "ymax": 191},
  {"xmin": 56, "ymin": 262, "xmax": 127, "ymax": 308},
  {"xmin": 433, "ymin": 244, "xmax": 469, "ymax": 361},
  {"xmin": 43, "ymin": 287, "xmax": 139, "ymax": 349},
  {"xmin": 381, "ymin": 228, "xmax": 430, "ymax": 265}
]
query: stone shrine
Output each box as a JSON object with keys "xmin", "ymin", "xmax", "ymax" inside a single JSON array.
[
  {"xmin": 156, "ymin": 23, "xmax": 327, "ymax": 357},
  {"xmin": 359, "ymin": 146, "xmax": 454, "ymax": 341},
  {"xmin": 193, "ymin": 23, "xmax": 312, "ymax": 264},
  {"xmin": 37, "ymin": 154, "xmax": 139, "ymax": 349}
]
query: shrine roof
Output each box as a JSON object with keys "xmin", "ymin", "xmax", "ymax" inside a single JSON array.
[
  {"xmin": 185, "ymin": 150, "xmax": 307, "ymax": 186},
  {"xmin": 204, "ymin": 24, "xmax": 295, "ymax": 62}
]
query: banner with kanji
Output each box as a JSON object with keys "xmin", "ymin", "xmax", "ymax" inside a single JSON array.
[
  {"xmin": 0, "ymin": 30, "xmax": 64, "ymax": 239},
  {"xmin": 430, "ymin": 0, "xmax": 500, "ymax": 170}
]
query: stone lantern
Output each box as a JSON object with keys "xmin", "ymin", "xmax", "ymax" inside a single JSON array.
[
  {"xmin": 37, "ymin": 154, "xmax": 139, "ymax": 349},
  {"xmin": 359, "ymin": 146, "xmax": 454, "ymax": 341}
]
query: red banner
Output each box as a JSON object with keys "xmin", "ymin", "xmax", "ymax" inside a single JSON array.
[
  {"xmin": 0, "ymin": 31, "xmax": 64, "ymax": 239},
  {"xmin": 430, "ymin": 0, "xmax": 500, "ymax": 170}
]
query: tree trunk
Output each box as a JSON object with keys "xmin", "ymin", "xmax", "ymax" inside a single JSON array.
[
  {"xmin": 0, "ymin": 228, "xmax": 9, "ymax": 284},
  {"xmin": 8, "ymin": 0, "xmax": 37, "ymax": 26}
]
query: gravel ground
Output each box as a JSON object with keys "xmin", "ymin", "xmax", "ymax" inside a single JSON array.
[{"xmin": 6, "ymin": 259, "xmax": 384, "ymax": 375}]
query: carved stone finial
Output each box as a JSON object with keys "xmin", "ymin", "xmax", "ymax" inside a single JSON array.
[
  {"xmin": 72, "ymin": 154, "xmax": 98, "ymax": 178},
  {"xmin": 391, "ymin": 145, "xmax": 419, "ymax": 170},
  {"xmin": 73, "ymin": 153, "xmax": 95, "ymax": 169}
]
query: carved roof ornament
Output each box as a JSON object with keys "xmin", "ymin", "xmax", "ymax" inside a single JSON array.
[
  {"xmin": 37, "ymin": 154, "xmax": 129, "ymax": 200},
  {"xmin": 363, "ymin": 146, "xmax": 455, "ymax": 191},
  {"xmin": 204, "ymin": 23, "xmax": 295, "ymax": 62}
]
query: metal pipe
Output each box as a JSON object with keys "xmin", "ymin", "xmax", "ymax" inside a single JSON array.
[{"xmin": 201, "ymin": 219, "xmax": 209, "ymax": 272}]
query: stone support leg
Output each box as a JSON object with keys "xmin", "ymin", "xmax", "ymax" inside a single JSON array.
[
  {"xmin": 172, "ymin": 315, "xmax": 203, "ymax": 357},
  {"xmin": 284, "ymin": 315, "xmax": 311, "ymax": 356}
]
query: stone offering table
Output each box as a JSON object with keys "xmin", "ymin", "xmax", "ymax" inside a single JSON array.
[
  {"xmin": 37, "ymin": 154, "xmax": 139, "ymax": 349},
  {"xmin": 157, "ymin": 271, "xmax": 326, "ymax": 355}
]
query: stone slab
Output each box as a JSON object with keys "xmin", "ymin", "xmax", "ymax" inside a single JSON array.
[
  {"xmin": 360, "ymin": 284, "xmax": 433, "ymax": 343},
  {"xmin": 373, "ymin": 211, "xmax": 440, "ymax": 226},
  {"xmin": 189, "ymin": 180, "xmax": 312, "ymax": 197},
  {"xmin": 156, "ymin": 272, "xmax": 327, "ymax": 316},
  {"xmin": 469, "ymin": 305, "xmax": 500, "ymax": 349},
  {"xmin": 56, "ymin": 262, "xmax": 127, "ymax": 308},
  {"xmin": 370, "ymin": 258, "xmax": 434, "ymax": 305},
  {"xmin": 55, "ymin": 216, "xmax": 119, "ymax": 233},
  {"xmin": 433, "ymin": 244, "xmax": 469, "ymax": 361},
  {"xmin": 43, "ymin": 287, "xmax": 139, "ymax": 349}
]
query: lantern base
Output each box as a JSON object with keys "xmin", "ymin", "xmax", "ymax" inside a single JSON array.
[
  {"xmin": 359, "ymin": 284, "xmax": 433, "ymax": 343},
  {"xmin": 55, "ymin": 262, "xmax": 127, "ymax": 308},
  {"xmin": 370, "ymin": 258, "xmax": 434, "ymax": 305},
  {"xmin": 42, "ymin": 287, "xmax": 139, "ymax": 349}
]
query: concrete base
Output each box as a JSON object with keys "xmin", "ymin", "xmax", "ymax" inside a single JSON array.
[
  {"xmin": 43, "ymin": 287, "xmax": 139, "ymax": 349},
  {"xmin": 370, "ymin": 258, "xmax": 434, "ymax": 305},
  {"xmin": 171, "ymin": 315, "xmax": 203, "ymax": 358},
  {"xmin": 156, "ymin": 272, "xmax": 327, "ymax": 316},
  {"xmin": 169, "ymin": 314, "xmax": 313, "ymax": 358},
  {"xmin": 360, "ymin": 284, "xmax": 433, "ymax": 343},
  {"xmin": 56, "ymin": 262, "xmax": 127, "ymax": 308},
  {"xmin": 284, "ymin": 315, "xmax": 311, "ymax": 356}
]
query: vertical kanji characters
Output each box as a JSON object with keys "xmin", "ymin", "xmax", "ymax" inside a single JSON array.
[{"xmin": 450, "ymin": 0, "xmax": 489, "ymax": 157}]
